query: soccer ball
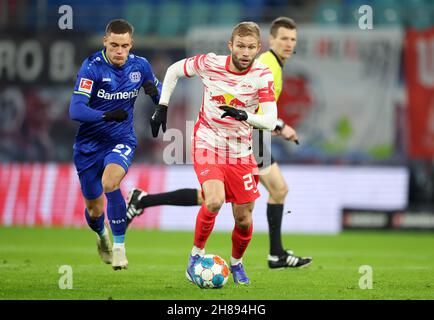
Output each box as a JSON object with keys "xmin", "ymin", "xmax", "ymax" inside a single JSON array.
[{"xmin": 193, "ymin": 254, "xmax": 230, "ymax": 289}]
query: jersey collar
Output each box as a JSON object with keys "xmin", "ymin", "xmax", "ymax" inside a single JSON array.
[
  {"xmin": 225, "ymin": 55, "xmax": 252, "ymax": 75},
  {"xmin": 269, "ymin": 49, "xmax": 284, "ymax": 68},
  {"xmin": 101, "ymin": 49, "xmax": 129, "ymax": 68},
  {"xmin": 101, "ymin": 49, "xmax": 110, "ymax": 64}
]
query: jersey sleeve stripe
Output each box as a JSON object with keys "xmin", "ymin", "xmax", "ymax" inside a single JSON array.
[
  {"xmin": 183, "ymin": 59, "xmax": 192, "ymax": 77},
  {"xmin": 194, "ymin": 54, "xmax": 206, "ymax": 72},
  {"xmin": 73, "ymin": 91, "xmax": 91, "ymax": 98}
]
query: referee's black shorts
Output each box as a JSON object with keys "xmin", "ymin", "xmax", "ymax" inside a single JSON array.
[{"xmin": 253, "ymin": 129, "xmax": 275, "ymax": 170}]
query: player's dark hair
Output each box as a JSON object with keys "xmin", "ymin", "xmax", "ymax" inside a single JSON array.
[
  {"xmin": 231, "ymin": 21, "xmax": 261, "ymax": 41},
  {"xmin": 105, "ymin": 19, "xmax": 134, "ymax": 36},
  {"xmin": 270, "ymin": 17, "xmax": 297, "ymax": 36}
]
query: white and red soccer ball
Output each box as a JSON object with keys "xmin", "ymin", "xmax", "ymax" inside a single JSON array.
[{"xmin": 193, "ymin": 254, "xmax": 230, "ymax": 289}]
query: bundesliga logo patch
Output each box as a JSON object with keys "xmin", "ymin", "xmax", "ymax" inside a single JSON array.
[
  {"xmin": 129, "ymin": 71, "xmax": 141, "ymax": 83},
  {"xmin": 78, "ymin": 78, "xmax": 93, "ymax": 94}
]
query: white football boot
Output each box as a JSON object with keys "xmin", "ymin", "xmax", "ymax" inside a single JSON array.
[
  {"xmin": 96, "ymin": 231, "xmax": 112, "ymax": 264},
  {"xmin": 112, "ymin": 244, "xmax": 128, "ymax": 270}
]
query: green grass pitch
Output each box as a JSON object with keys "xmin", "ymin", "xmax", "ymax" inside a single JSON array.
[{"xmin": 1, "ymin": 227, "xmax": 433, "ymax": 300}]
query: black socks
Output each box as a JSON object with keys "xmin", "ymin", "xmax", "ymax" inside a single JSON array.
[
  {"xmin": 139, "ymin": 188, "xmax": 198, "ymax": 209},
  {"xmin": 266, "ymin": 203, "xmax": 285, "ymax": 256}
]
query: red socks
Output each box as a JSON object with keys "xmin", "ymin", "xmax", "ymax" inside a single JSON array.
[
  {"xmin": 193, "ymin": 204, "xmax": 217, "ymax": 249},
  {"xmin": 193, "ymin": 203, "xmax": 253, "ymax": 260},
  {"xmin": 231, "ymin": 223, "xmax": 253, "ymax": 259}
]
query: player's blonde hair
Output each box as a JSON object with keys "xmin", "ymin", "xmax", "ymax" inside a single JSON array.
[{"xmin": 231, "ymin": 21, "xmax": 261, "ymax": 41}]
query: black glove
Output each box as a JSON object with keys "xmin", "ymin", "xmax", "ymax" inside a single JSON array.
[
  {"xmin": 102, "ymin": 109, "xmax": 128, "ymax": 122},
  {"xmin": 143, "ymin": 80, "xmax": 159, "ymax": 97},
  {"xmin": 150, "ymin": 104, "xmax": 168, "ymax": 137},
  {"xmin": 219, "ymin": 105, "xmax": 248, "ymax": 121}
]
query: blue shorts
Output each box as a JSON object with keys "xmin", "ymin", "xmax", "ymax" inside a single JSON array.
[{"xmin": 73, "ymin": 143, "xmax": 135, "ymax": 200}]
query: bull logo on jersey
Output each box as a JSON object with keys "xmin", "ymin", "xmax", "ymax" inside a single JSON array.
[
  {"xmin": 129, "ymin": 71, "xmax": 141, "ymax": 83},
  {"xmin": 210, "ymin": 93, "xmax": 246, "ymax": 108}
]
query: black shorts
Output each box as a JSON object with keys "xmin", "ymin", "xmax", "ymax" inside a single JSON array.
[{"xmin": 253, "ymin": 130, "xmax": 275, "ymax": 170}]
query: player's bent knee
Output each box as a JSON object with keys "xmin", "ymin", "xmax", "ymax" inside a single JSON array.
[
  {"xmin": 235, "ymin": 218, "xmax": 252, "ymax": 230},
  {"xmin": 205, "ymin": 197, "xmax": 224, "ymax": 213},
  {"xmin": 86, "ymin": 205, "xmax": 104, "ymax": 218},
  {"xmin": 101, "ymin": 179, "xmax": 120, "ymax": 193}
]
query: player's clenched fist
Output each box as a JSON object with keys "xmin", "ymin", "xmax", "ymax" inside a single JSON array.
[
  {"xmin": 150, "ymin": 104, "xmax": 168, "ymax": 137},
  {"xmin": 102, "ymin": 108, "xmax": 128, "ymax": 122},
  {"xmin": 219, "ymin": 105, "xmax": 248, "ymax": 121}
]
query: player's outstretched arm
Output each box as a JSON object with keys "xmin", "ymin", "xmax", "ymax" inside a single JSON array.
[
  {"xmin": 149, "ymin": 59, "xmax": 191, "ymax": 137},
  {"xmin": 158, "ymin": 59, "xmax": 190, "ymax": 106}
]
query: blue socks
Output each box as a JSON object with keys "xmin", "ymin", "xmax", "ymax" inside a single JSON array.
[
  {"xmin": 84, "ymin": 189, "xmax": 126, "ymax": 244},
  {"xmin": 105, "ymin": 189, "xmax": 126, "ymax": 244},
  {"xmin": 85, "ymin": 209, "xmax": 106, "ymax": 236}
]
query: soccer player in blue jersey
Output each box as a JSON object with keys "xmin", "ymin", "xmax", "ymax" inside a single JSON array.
[{"xmin": 69, "ymin": 19, "xmax": 161, "ymax": 270}]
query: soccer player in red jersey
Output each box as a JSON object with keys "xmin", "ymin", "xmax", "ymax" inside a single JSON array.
[
  {"xmin": 149, "ymin": 22, "xmax": 277, "ymax": 284},
  {"xmin": 128, "ymin": 18, "xmax": 312, "ymax": 270}
]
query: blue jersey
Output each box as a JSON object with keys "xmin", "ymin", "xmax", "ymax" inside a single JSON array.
[{"xmin": 72, "ymin": 49, "xmax": 161, "ymax": 153}]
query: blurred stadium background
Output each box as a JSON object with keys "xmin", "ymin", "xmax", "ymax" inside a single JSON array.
[{"xmin": 1, "ymin": 0, "xmax": 434, "ymax": 301}]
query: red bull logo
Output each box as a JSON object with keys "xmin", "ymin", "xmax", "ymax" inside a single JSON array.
[
  {"xmin": 210, "ymin": 93, "xmax": 246, "ymax": 108},
  {"xmin": 210, "ymin": 95, "xmax": 227, "ymax": 105},
  {"xmin": 229, "ymin": 98, "xmax": 245, "ymax": 108}
]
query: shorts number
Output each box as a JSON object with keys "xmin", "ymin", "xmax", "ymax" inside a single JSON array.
[
  {"xmin": 243, "ymin": 173, "xmax": 254, "ymax": 191},
  {"xmin": 112, "ymin": 144, "xmax": 132, "ymax": 160}
]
